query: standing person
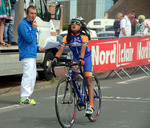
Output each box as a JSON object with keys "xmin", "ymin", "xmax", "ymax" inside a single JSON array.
[
  {"xmin": 18, "ymin": 5, "xmax": 45, "ymax": 105},
  {"xmin": 3, "ymin": 0, "xmax": 18, "ymax": 45},
  {"xmin": 0, "ymin": 0, "xmax": 12, "ymax": 45},
  {"xmin": 113, "ymin": 12, "xmax": 123, "ymax": 38},
  {"xmin": 119, "ymin": 10, "xmax": 132, "ymax": 38},
  {"xmin": 135, "ymin": 15, "xmax": 150, "ymax": 36},
  {"xmin": 53, "ymin": 16, "xmax": 94, "ymax": 114},
  {"xmin": 130, "ymin": 10, "xmax": 137, "ymax": 36}
]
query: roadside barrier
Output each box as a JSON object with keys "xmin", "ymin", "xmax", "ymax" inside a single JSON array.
[{"xmin": 89, "ymin": 36, "xmax": 150, "ymax": 79}]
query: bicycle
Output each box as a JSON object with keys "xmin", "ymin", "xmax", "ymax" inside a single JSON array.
[{"xmin": 52, "ymin": 58, "xmax": 102, "ymax": 128}]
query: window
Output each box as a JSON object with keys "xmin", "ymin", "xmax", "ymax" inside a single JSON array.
[
  {"xmin": 94, "ymin": 21, "xmax": 101, "ymax": 25},
  {"xmin": 35, "ymin": 0, "xmax": 41, "ymax": 18},
  {"xmin": 35, "ymin": 0, "xmax": 49, "ymax": 21},
  {"xmin": 105, "ymin": 26, "xmax": 114, "ymax": 31}
]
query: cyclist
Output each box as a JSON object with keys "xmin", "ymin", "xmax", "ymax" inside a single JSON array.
[
  {"xmin": 53, "ymin": 16, "xmax": 94, "ymax": 114},
  {"xmin": 135, "ymin": 15, "xmax": 150, "ymax": 36}
]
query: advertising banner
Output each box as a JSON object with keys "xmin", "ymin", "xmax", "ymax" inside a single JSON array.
[
  {"xmin": 137, "ymin": 36, "xmax": 150, "ymax": 65},
  {"xmin": 89, "ymin": 39, "xmax": 120, "ymax": 72},
  {"xmin": 119, "ymin": 37, "xmax": 138, "ymax": 68},
  {"xmin": 89, "ymin": 36, "xmax": 150, "ymax": 72}
]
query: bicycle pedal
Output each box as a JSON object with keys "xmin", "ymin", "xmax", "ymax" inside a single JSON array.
[{"xmin": 84, "ymin": 113, "xmax": 91, "ymax": 117}]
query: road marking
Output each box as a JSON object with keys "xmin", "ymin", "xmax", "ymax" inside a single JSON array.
[
  {"xmin": 43, "ymin": 86, "xmax": 111, "ymax": 100},
  {"xmin": 117, "ymin": 76, "xmax": 150, "ymax": 84},
  {"xmin": 1, "ymin": 95, "xmax": 150, "ymax": 114},
  {"xmin": 116, "ymin": 97, "xmax": 142, "ymax": 100},
  {"xmin": 102, "ymin": 96, "xmax": 150, "ymax": 103},
  {"xmin": 0, "ymin": 103, "xmax": 39, "ymax": 114},
  {"xmin": 103, "ymin": 99, "xmax": 150, "ymax": 103},
  {"xmin": 102, "ymin": 96, "xmax": 115, "ymax": 99},
  {"xmin": 43, "ymin": 95, "xmax": 150, "ymax": 103},
  {"xmin": 0, "ymin": 104, "xmax": 26, "ymax": 114}
]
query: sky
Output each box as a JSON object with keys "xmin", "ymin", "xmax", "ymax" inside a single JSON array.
[{"xmin": 105, "ymin": 0, "xmax": 114, "ymax": 12}]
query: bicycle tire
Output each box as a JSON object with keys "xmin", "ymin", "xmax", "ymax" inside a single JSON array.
[
  {"xmin": 55, "ymin": 77, "xmax": 77, "ymax": 128},
  {"xmin": 87, "ymin": 74, "xmax": 102, "ymax": 122},
  {"xmin": 74, "ymin": 73, "xmax": 85, "ymax": 111}
]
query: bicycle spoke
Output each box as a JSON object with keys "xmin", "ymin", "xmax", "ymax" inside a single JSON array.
[
  {"xmin": 87, "ymin": 74, "xmax": 102, "ymax": 122},
  {"xmin": 55, "ymin": 77, "xmax": 76, "ymax": 128}
]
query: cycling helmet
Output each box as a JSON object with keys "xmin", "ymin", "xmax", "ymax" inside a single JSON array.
[
  {"xmin": 67, "ymin": 16, "xmax": 90, "ymax": 41},
  {"xmin": 138, "ymin": 15, "xmax": 145, "ymax": 20},
  {"xmin": 70, "ymin": 16, "xmax": 86, "ymax": 26}
]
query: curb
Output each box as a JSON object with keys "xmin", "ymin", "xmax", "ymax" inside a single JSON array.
[
  {"xmin": 0, "ymin": 68, "xmax": 133, "ymax": 96},
  {"xmin": 0, "ymin": 78, "xmax": 61, "ymax": 97}
]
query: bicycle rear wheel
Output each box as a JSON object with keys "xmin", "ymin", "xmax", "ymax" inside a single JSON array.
[
  {"xmin": 87, "ymin": 74, "xmax": 102, "ymax": 122},
  {"xmin": 55, "ymin": 77, "xmax": 77, "ymax": 128}
]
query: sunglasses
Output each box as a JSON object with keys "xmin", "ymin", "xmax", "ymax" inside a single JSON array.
[
  {"xmin": 71, "ymin": 21, "xmax": 82, "ymax": 26},
  {"xmin": 139, "ymin": 19, "xmax": 144, "ymax": 21}
]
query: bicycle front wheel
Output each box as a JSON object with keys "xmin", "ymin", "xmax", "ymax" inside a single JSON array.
[
  {"xmin": 55, "ymin": 77, "xmax": 77, "ymax": 128},
  {"xmin": 87, "ymin": 74, "xmax": 102, "ymax": 122}
]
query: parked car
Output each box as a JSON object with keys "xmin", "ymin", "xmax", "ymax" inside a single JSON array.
[
  {"xmin": 58, "ymin": 30, "xmax": 68, "ymax": 38},
  {"xmin": 96, "ymin": 31, "xmax": 116, "ymax": 39}
]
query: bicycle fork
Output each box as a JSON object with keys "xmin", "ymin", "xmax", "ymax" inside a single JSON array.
[{"xmin": 62, "ymin": 77, "xmax": 74, "ymax": 104}]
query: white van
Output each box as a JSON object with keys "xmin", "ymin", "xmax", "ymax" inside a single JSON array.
[
  {"xmin": 87, "ymin": 18, "xmax": 115, "ymax": 32},
  {"xmin": 0, "ymin": 0, "xmax": 61, "ymax": 80}
]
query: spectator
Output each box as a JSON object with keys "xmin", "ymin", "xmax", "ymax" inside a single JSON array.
[
  {"xmin": 119, "ymin": 10, "xmax": 132, "ymax": 38},
  {"xmin": 113, "ymin": 12, "xmax": 123, "ymax": 38},
  {"xmin": 130, "ymin": 10, "xmax": 137, "ymax": 36},
  {"xmin": 18, "ymin": 5, "xmax": 45, "ymax": 105},
  {"xmin": 0, "ymin": 0, "xmax": 12, "ymax": 45},
  {"xmin": 135, "ymin": 15, "xmax": 150, "ymax": 36},
  {"xmin": 3, "ymin": 0, "xmax": 18, "ymax": 45}
]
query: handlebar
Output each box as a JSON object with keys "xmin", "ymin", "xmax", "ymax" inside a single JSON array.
[{"xmin": 51, "ymin": 58, "xmax": 84, "ymax": 77}]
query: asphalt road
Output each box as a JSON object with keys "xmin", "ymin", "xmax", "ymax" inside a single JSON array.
[{"xmin": 0, "ymin": 73, "xmax": 150, "ymax": 128}]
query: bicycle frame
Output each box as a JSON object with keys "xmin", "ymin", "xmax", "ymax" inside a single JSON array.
[
  {"xmin": 68, "ymin": 66, "xmax": 88, "ymax": 107},
  {"xmin": 52, "ymin": 58, "xmax": 99, "ymax": 106},
  {"xmin": 54, "ymin": 59, "xmax": 101, "ymax": 127}
]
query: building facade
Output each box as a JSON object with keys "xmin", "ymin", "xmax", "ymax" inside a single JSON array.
[
  {"xmin": 107, "ymin": 0, "xmax": 150, "ymax": 19},
  {"xmin": 48, "ymin": 0, "xmax": 114, "ymax": 25}
]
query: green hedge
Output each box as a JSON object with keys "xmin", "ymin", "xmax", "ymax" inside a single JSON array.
[{"xmin": 63, "ymin": 24, "xmax": 68, "ymax": 30}]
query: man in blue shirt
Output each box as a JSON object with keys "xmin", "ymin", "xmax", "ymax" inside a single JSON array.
[{"xmin": 18, "ymin": 5, "xmax": 45, "ymax": 105}]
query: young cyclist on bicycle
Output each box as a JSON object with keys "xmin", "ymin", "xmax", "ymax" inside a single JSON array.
[{"xmin": 53, "ymin": 16, "xmax": 94, "ymax": 114}]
